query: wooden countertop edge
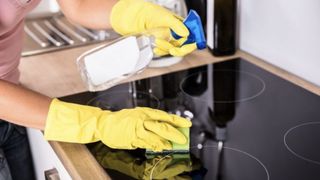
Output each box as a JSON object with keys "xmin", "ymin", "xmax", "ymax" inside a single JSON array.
[
  {"xmin": 21, "ymin": 49, "xmax": 319, "ymax": 179},
  {"xmin": 49, "ymin": 141, "xmax": 111, "ymax": 180},
  {"xmin": 122, "ymin": 51, "xmax": 241, "ymax": 86}
]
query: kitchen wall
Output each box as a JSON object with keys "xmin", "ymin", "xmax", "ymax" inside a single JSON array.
[{"xmin": 239, "ymin": 0, "xmax": 320, "ymax": 86}]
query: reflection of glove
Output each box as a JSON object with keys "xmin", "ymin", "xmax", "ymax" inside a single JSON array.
[
  {"xmin": 110, "ymin": 0, "xmax": 197, "ymax": 57},
  {"xmin": 44, "ymin": 99, "xmax": 191, "ymax": 151},
  {"xmin": 91, "ymin": 143, "xmax": 194, "ymax": 179}
]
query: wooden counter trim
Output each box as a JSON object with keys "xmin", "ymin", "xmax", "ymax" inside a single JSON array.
[
  {"xmin": 125, "ymin": 50, "xmax": 320, "ymax": 96},
  {"xmin": 50, "ymin": 142, "xmax": 110, "ymax": 180},
  {"xmin": 123, "ymin": 50, "xmax": 241, "ymax": 84}
]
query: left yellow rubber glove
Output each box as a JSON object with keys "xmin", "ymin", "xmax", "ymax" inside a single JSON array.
[
  {"xmin": 110, "ymin": 0, "xmax": 197, "ymax": 57},
  {"xmin": 44, "ymin": 99, "xmax": 191, "ymax": 151}
]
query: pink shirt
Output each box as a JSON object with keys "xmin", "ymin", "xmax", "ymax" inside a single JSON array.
[{"xmin": 0, "ymin": 0, "xmax": 40, "ymax": 84}]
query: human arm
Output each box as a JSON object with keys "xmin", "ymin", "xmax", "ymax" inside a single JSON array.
[
  {"xmin": 0, "ymin": 80, "xmax": 191, "ymax": 151},
  {"xmin": 56, "ymin": 0, "xmax": 118, "ymax": 30},
  {"xmin": 0, "ymin": 80, "xmax": 50, "ymax": 129}
]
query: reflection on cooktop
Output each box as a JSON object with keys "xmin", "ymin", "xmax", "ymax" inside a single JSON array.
[
  {"xmin": 87, "ymin": 90, "xmax": 160, "ymax": 110},
  {"xmin": 180, "ymin": 70, "xmax": 265, "ymax": 103},
  {"xmin": 60, "ymin": 58, "xmax": 320, "ymax": 180},
  {"xmin": 87, "ymin": 141, "xmax": 270, "ymax": 180}
]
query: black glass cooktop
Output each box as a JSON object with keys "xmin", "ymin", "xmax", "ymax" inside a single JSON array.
[{"xmin": 60, "ymin": 58, "xmax": 320, "ymax": 180}]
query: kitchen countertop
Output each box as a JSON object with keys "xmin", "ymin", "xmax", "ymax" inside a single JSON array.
[{"xmin": 19, "ymin": 44, "xmax": 320, "ymax": 179}]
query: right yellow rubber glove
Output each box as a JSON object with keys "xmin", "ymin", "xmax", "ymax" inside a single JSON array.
[
  {"xmin": 44, "ymin": 99, "xmax": 191, "ymax": 151},
  {"xmin": 110, "ymin": 0, "xmax": 197, "ymax": 57}
]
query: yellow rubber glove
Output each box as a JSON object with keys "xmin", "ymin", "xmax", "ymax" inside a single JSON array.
[
  {"xmin": 110, "ymin": 0, "xmax": 197, "ymax": 57},
  {"xmin": 44, "ymin": 99, "xmax": 191, "ymax": 151},
  {"xmin": 91, "ymin": 143, "xmax": 196, "ymax": 179}
]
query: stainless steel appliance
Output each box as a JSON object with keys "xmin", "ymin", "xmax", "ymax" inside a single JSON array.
[
  {"xmin": 22, "ymin": 14, "xmax": 119, "ymax": 57},
  {"xmin": 60, "ymin": 58, "xmax": 320, "ymax": 180}
]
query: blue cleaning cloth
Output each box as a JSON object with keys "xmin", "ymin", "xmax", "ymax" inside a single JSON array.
[{"xmin": 171, "ymin": 10, "xmax": 206, "ymax": 50}]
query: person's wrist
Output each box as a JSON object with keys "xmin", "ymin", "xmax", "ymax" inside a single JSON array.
[
  {"xmin": 94, "ymin": 110, "xmax": 115, "ymax": 145},
  {"xmin": 44, "ymin": 99, "xmax": 104, "ymax": 143}
]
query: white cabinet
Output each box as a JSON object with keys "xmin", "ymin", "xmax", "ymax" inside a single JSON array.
[{"xmin": 27, "ymin": 128, "xmax": 72, "ymax": 180}]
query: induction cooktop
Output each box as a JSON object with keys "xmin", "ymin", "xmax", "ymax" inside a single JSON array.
[{"xmin": 60, "ymin": 58, "xmax": 320, "ymax": 180}]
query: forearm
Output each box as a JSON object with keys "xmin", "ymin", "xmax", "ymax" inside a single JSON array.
[
  {"xmin": 57, "ymin": 0, "xmax": 118, "ymax": 30},
  {"xmin": 0, "ymin": 80, "xmax": 51, "ymax": 130}
]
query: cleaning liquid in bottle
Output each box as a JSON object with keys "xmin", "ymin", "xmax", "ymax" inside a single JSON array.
[
  {"xmin": 77, "ymin": 35, "xmax": 154, "ymax": 91},
  {"xmin": 77, "ymin": 10, "xmax": 206, "ymax": 92}
]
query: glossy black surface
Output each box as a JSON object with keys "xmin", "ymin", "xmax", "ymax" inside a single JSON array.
[{"xmin": 61, "ymin": 58, "xmax": 320, "ymax": 180}]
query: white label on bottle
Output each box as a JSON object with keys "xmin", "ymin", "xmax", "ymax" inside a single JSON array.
[
  {"xmin": 84, "ymin": 36, "xmax": 140, "ymax": 86},
  {"xmin": 207, "ymin": 0, "xmax": 214, "ymax": 49}
]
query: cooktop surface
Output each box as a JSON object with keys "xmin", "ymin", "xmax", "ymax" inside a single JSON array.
[{"xmin": 60, "ymin": 58, "xmax": 320, "ymax": 180}]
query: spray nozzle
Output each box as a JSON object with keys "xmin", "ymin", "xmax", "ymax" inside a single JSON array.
[{"xmin": 171, "ymin": 10, "xmax": 206, "ymax": 50}]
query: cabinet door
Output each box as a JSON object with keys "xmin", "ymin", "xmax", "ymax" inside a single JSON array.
[{"xmin": 27, "ymin": 128, "xmax": 72, "ymax": 180}]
